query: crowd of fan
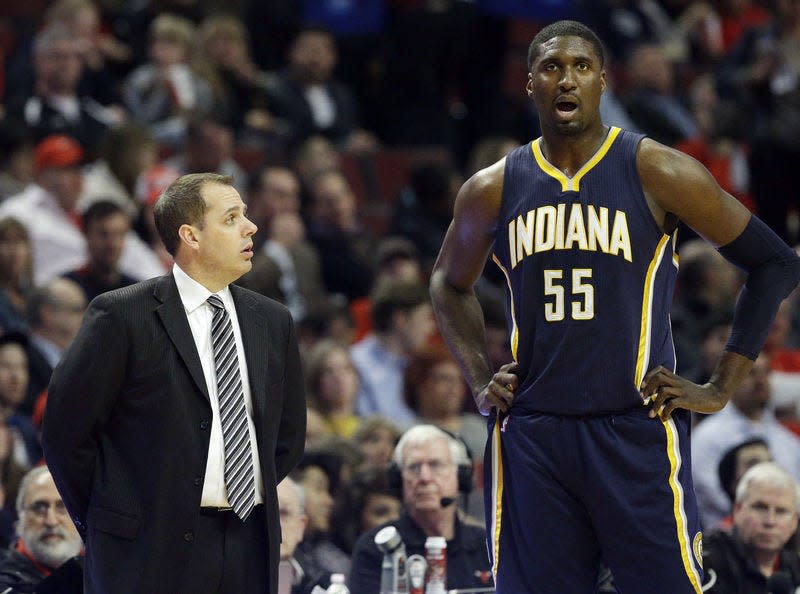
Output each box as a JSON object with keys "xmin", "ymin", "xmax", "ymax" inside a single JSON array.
[{"xmin": 0, "ymin": 0, "xmax": 800, "ymax": 591}]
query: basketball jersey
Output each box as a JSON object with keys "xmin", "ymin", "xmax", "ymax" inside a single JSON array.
[{"xmin": 492, "ymin": 127, "xmax": 678, "ymax": 415}]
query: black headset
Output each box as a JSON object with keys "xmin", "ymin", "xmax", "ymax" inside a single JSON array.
[{"xmin": 387, "ymin": 426, "xmax": 474, "ymax": 495}]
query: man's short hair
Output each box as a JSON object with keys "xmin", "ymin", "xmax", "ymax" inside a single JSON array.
[
  {"xmin": 370, "ymin": 280, "xmax": 430, "ymax": 333},
  {"xmin": 393, "ymin": 424, "xmax": 469, "ymax": 468},
  {"xmin": 528, "ymin": 20, "xmax": 605, "ymax": 71},
  {"xmin": 16, "ymin": 466, "xmax": 52, "ymax": 515},
  {"xmin": 82, "ymin": 200, "xmax": 128, "ymax": 230},
  {"xmin": 735, "ymin": 461, "xmax": 800, "ymax": 509},
  {"xmin": 153, "ymin": 173, "xmax": 232, "ymax": 256}
]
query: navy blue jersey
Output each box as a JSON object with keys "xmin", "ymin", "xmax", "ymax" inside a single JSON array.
[{"xmin": 492, "ymin": 127, "xmax": 678, "ymax": 415}]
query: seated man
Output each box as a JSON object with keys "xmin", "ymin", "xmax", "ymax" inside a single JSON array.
[
  {"xmin": 703, "ymin": 461, "xmax": 800, "ymax": 592},
  {"xmin": 277, "ymin": 477, "xmax": 329, "ymax": 594},
  {"xmin": 349, "ymin": 425, "xmax": 492, "ymax": 594},
  {"xmin": 0, "ymin": 466, "xmax": 83, "ymax": 593}
]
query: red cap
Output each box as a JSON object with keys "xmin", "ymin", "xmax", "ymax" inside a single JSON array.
[{"xmin": 34, "ymin": 134, "xmax": 84, "ymax": 173}]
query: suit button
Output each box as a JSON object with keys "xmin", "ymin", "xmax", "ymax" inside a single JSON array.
[
  {"xmin": 194, "ymin": 477, "xmax": 202, "ymax": 486},
  {"xmin": 200, "ymin": 420, "xmax": 209, "ymax": 430},
  {"xmin": 184, "ymin": 531, "xmax": 194, "ymax": 542}
]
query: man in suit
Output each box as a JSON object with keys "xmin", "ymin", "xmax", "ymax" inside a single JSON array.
[{"xmin": 41, "ymin": 172, "xmax": 306, "ymax": 594}]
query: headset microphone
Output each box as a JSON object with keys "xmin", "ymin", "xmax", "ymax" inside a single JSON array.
[{"xmin": 439, "ymin": 497, "xmax": 455, "ymax": 507}]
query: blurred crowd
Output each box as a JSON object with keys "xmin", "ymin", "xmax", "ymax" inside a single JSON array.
[{"xmin": 0, "ymin": 0, "xmax": 800, "ymax": 590}]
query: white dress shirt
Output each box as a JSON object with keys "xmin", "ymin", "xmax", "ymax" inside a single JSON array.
[
  {"xmin": 172, "ymin": 264, "xmax": 264, "ymax": 507},
  {"xmin": 0, "ymin": 183, "xmax": 166, "ymax": 284}
]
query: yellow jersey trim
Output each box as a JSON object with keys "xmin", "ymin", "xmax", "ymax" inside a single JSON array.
[
  {"xmin": 531, "ymin": 126, "xmax": 622, "ymax": 193},
  {"xmin": 490, "ymin": 416, "xmax": 504, "ymax": 579},
  {"xmin": 492, "ymin": 254, "xmax": 519, "ymax": 361},
  {"xmin": 662, "ymin": 418, "xmax": 704, "ymax": 593},
  {"xmin": 635, "ymin": 234, "xmax": 670, "ymax": 388}
]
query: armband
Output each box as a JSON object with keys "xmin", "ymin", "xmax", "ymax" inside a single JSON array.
[{"xmin": 717, "ymin": 216, "xmax": 800, "ymax": 359}]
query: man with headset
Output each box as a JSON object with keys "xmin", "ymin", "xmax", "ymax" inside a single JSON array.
[{"xmin": 349, "ymin": 425, "xmax": 493, "ymax": 593}]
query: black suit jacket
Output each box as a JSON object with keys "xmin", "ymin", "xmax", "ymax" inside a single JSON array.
[{"xmin": 41, "ymin": 274, "xmax": 306, "ymax": 594}]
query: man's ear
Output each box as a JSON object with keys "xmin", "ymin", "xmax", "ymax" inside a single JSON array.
[{"xmin": 178, "ymin": 224, "xmax": 199, "ymax": 251}]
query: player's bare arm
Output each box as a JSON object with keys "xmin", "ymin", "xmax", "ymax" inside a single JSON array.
[
  {"xmin": 637, "ymin": 138, "xmax": 800, "ymax": 419},
  {"xmin": 430, "ymin": 160, "xmax": 518, "ymax": 415}
]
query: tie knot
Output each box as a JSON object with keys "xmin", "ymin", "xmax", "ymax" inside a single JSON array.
[{"xmin": 207, "ymin": 294, "xmax": 224, "ymax": 310}]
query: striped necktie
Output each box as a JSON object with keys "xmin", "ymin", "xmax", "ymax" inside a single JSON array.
[{"xmin": 207, "ymin": 294, "xmax": 255, "ymax": 520}]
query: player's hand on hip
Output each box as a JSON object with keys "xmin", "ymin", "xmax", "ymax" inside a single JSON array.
[
  {"xmin": 640, "ymin": 365, "xmax": 727, "ymax": 420},
  {"xmin": 477, "ymin": 362, "xmax": 520, "ymax": 415}
]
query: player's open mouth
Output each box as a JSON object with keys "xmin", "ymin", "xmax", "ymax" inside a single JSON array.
[{"xmin": 556, "ymin": 100, "xmax": 578, "ymax": 113}]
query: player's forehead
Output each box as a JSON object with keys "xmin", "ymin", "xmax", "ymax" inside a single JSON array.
[{"xmin": 536, "ymin": 35, "xmax": 599, "ymax": 63}]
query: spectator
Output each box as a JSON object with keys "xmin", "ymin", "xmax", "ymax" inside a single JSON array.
[
  {"xmin": 403, "ymin": 344, "xmax": 485, "ymax": 519},
  {"xmin": 42, "ymin": 0, "xmax": 132, "ymax": 107},
  {"xmin": 304, "ymin": 339, "xmax": 361, "ymax": 439},
  {"xmin": 23, "ymin": 279, "xmax": 86, "ymax": 416},
  {"xmin": 0, "ymin": 135, "xmax": 163, "ymax": 285},
  {"xmin": 349, "ymin": 236, "xmax": 423, "ymax": 343},
  {"xmin": 390, "ymin": 160, "xmax": 461, "ymax": 271},
  {"xmin": 237, "ymin": 166, "xmax": 326, "ymax": 321},
  {"xmin": 0, "ymin": 466, "xmax": 83, "ymax": 594},
  {"xmin": 351, "ymin": 279, "xmax": 435, "ymax": 427},
  {"xmin": 290, "ymin": 450, "xmax": 351, "ymax": 578},
  {"xmin": 332, "ymin": 466, "xmax": 401, "ymax": 556},
  {"xmin": 718, "ymin": 0, "xmax": 800, "ymax": 243},
  {"xmin": 0, "ymin": 120, "xmax": 34, "ymax": 201},
  {"xmin": 0, "ymin": 333, "xmax": 40, "ymax": 468},
  {"xmin": 349, "ymin": 425, "xmax": 492, "ymax": 594},
  {"xmin": 306, "ymin": 168, "xmax": 375, "ymax": 301},
  {"xmin": 715, "ymin": 437, "xmax": 772, "ymax": 531},
  {"xmin": 164, "ymin": 111, "xmax": 248, "ymax": 196},
  {"xmin": 277, "ymin": 477, "xmax": 329, "ymax": 594},
  {"xmin": 671, "ymin": 239, "xmax": 741, "ymax": 374},
  {"xmin": 683, "ymin": 312, "xmax": 734, "ymax": 385},
  {"xmin": 78, "ymin": 123, "xmax": 159, "ymax": 218},
  {"xmin": 122, "ymin": 14, "xmax": 212, "ymax": 149},
  {"xmin": 62, "ymin": 201, "xmax": 137, "ymax": 302},
  {"xmin": 0, "ymin": 218, "xmax": 33, "ymax": 336},
  {"xmin": 692, "ymin": 353, "xmax": 800, "ymax": 530},
  {"xmin": 702, "ymin": 461, "xmax": 800, "ymax": 592},
  {"xmin": 351, "ymin": 416, "xmax": 401, "ymax": 470},
  {"xmin": 10, "ymin": 23, "xmax": 119, "ymax": 154},
  {"xmin": 194, "ymin": 14, "xmax": 284, "ymax": 142},
  {"xmin": 265, "ymin": 26, "xmax": 376, "ymax": 150},
  {"xmin": 622, "ymin": 43, "xmax": 699, "ymax": 147}
]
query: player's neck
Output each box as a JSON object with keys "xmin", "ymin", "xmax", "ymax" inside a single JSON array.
[{"xmin": 539, "ymin": 124, "xmax": 609, "ymax": 178}]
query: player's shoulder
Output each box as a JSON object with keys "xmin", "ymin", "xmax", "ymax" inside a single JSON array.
[{"xmin": 458, "ymin": 158, "xmax": 506, "ymax": 212}]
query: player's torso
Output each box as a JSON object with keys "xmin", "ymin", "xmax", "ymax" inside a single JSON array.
[{"xmin": 493, "ymin": 127, "xmax": 678, "ymax": 415}]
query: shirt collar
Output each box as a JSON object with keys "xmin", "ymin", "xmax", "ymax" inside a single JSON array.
[{"xmin": 172, "ymin": 263, "xmax": 232, "ymax": 313}]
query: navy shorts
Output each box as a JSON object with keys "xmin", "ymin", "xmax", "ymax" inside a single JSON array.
[{"xmin": 484, "ymin": 407, "xmax": 703, "ymax": 594}]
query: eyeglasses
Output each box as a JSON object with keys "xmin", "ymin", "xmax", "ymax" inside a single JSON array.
[
  {"xmin": 26, "ymin": 500, "xmax": 68, "ymax": 519},
  {"xmin": 402, "ymin": 460, "xmax": 454, "ymax": 478}
]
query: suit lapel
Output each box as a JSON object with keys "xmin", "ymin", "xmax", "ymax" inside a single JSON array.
[
  {"xmin": 231, "ymin": 285, "xmax": 268, "ymax": 398},
  {"xmin": 154, "ymin": 275, "xmax": 210, "ymax": 403}
]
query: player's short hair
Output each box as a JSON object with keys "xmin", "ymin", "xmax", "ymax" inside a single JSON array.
[{"xmin": 528, "ymin": 20, "xmax": 605, "ymax": 71}]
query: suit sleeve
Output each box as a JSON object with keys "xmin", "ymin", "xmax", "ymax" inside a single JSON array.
[
  {"xmin": 41, "ymin": 294, "xmax": 128, "ymax": 530},
  {"xmin": 275, "ymin": 308, "xmax": 306, "ymax": 482}
]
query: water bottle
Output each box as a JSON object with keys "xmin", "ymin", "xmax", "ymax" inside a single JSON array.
[
  {"xmin": 326, "ymin": 573, "xmax": 350, "ymax": 594},
  {"xmin": 424, "ymin": 536, "xmax": 447, "ymax": 594},
  {"xmin": 375, "ymin": 525, "xmax": 409, "ymax": 594}
]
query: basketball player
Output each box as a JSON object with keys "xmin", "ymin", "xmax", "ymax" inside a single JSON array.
[{"xmin": 430, "ymin": 20, "xmax": 800, "ymax": 594}]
